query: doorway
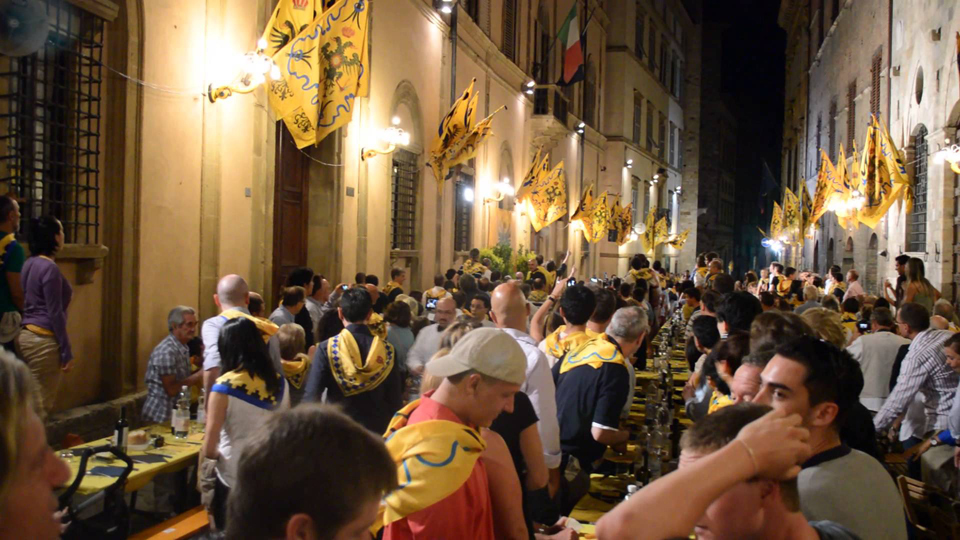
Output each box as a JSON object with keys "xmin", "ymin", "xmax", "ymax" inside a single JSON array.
[{"xmin": 272, "ymin": 124, "xmax": 310, "ymax": 302}]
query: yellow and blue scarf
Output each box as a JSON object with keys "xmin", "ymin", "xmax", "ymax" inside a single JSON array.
[
  {"xmin": 328, "ymin": 328, "xmax": 395, "ymax": 397},
  {"xmin": 374, "ymin": 398, "xmax": 486, "ymax": 532},
  {"xmin": 695, "ymin": 267, "xmax": 709, "ymax": 278},
  {"xmin": 528, "ymin": 290, "xmax": 549, "ymax": 304},
  {"xmin": 707, "ymin": 389, "xmax": 734, "ymax": 415},
  {"xmin": 559, "ymin": 334, "xmax": 627, "ymax": 374},
  {"xmin": 544, "ymin": 326, "xmax": 596, "ymax": 359},
  {"xmin": 212, "ymin": 370, "xmax": 284, "ymax": 409},
  {"xmin": 462, "ymin": 259, "xmax": 486, "ymax": 277},
  {"xmin": 220, "ymin": 308, "xmax": 279, "ymax": 344},
  {"xmin": 281, "ymin": 353, "xmax": 311, "ymax": 390},
  {"xmin": 841, "ymin": 312, "xmax": 858, "ymax": 335},
  {"xmin": 366, "ymin": 312, "xmax": 388, "ymax": 340}
]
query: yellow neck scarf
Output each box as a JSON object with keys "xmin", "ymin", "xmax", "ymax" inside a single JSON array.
[
  {"xmin": 696, "ymin": 267, "xmax": 709, "ymax": 278},
  {"xmin": 374, "ymin": 398, "xmax": 486, "ymax": 532},
  {"xmin": 543, "ymin": 268, "xmax": 557, "ymax": 290},
  {"xmin": 559, "ymin": 335, "xmax": 627, "ymax": 374},
  {"xmin": 212, "ymin": 370, "xmax": 284, "ymax": 409},
  {"xmin": 221, "ymin": 309, "xmax": 279, "ymax": 343},
  {"xmin": 424, "ymin": 287, "xmax": 446, "ymax": 300},
  {"xmin": 327, "ymin": 328, "xmax": 395, "ymax": 397},
  {"xmin": 707, "ymin": 389, "xmax": 734, "ymax": 415},
  {"xmin": 462, "ymin": 260, "xmax": 486, "ymax": 276},
  {"xmin": 528, "ymin": 290, "xmax": 549, "ymax": 303},
  {"xmin": 543, "ymin": 326, "xmax": 595, "ymax": 359},
  {"xmin": 777, "ymin": 278, "xmax": 794, "ymax": 296},
  {"xmin": 367, "ymin": 312, "xmax": 388, "ymax": 340},
  {"xmin": 0, "ymin": 233, "xmax": 14, "ymax": 270},
  {"xmin": 382, "ymin": 281, "xmax": 402, "ymax": 295},
  {"xmin": 281, "ymin": 353, "xmax": 312, "ymax": 390}
]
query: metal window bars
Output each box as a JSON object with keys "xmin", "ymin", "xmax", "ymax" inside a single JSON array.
[
  {"xmin": 0, "ymin": 0, "xmax": 103, "ymax": 245},
  {"xmin": 391, "ymin": 149, "xmax": 419, "ymax": 251},
  {"xmin": 907, "ymin": 126, "xmax": 928, "ymax": 252}
]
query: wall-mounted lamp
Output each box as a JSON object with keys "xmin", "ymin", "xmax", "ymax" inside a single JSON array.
[
  {"xmin": 484, "ymin": 179, "xmax": 516, "ymax": 203},
  {"xmin": 208, "ymin": 46, "xmax": 280, "ymax": 102},
  {"xmin": 524, "ymin": 80, "xmax": 535, "ymax": 95},
  {"xmin": 436, "ymin": 0, "xmax": 454, "ymax": 14},
  {"xmin": 361, "ymin": 117, "xmax": 410, "ymax": 160},
  {"xmin": 577, "ymin": 121, "xmax": 585, "ymax": 134},
  {"xmin": 625, "ymin": 158, "xmax": 634, "ymax": 169}
]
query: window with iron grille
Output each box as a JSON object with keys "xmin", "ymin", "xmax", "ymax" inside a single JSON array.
[
  {"xmin": 847, "ymin": 80, "xmax": 856, "ymax": 151},
  {"xmin": 391, "ymin": 149, "xmax": 418, "ymax": 251},
  {"xmin": 677, "ymin": 130, "xmax": 683, "ymax": 168},
  {"xmin": 454, "ymin": 172, "xmax": 474, "ymax": 252},
  {"xmin": 871, "ymin": 48, "xmax": 882, "ymax": 118},
  {"xmin": 670, "ymin": 51, "xmax": 678, "ymax": 95},
  {"xmin": 631, "ymin": 177, "xmax": 640, "ymax": 224},
  {"xmin": 646, "ymin": 101, "xmax": 654, "ymax": 152},
  {"xmin": 502, "ymin": 0, "xmax": 516, "ymax": 62},
  {"xmin": 815, "ymin": 113, "xmax": 822, "ymax": 173},
  {"xmin": 635, "ymin": 10, "xmax": 645, "ymax": 60},
  {"xmin": 0, "ymin": 1, "xmax": 104, "ymax": 245},
  {"xmin": 659, "ymin": 36, "xmax": 668, "ymax": 85},
  {"xmin": 907, "ymin": 126, "xmax": 928, "ymax": 252},
  {"xmin": 632, "ymin": 96, "xmax": 643, "ymax": 145}
]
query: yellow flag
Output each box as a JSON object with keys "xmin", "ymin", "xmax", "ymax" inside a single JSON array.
[
  {"xmin": 529, "ymin": 162, "xmax": 567, "ymax": 232},
  {"xmin": 268, "ymin": 0, "xmax": 370, "ymax": 149},
  {"xmin": 667, "ymin": 229, "xmax": 689, "ymax": 250},
  {"xmin": 429, "ymin": 79, "xmax": 478, "ymax": 190},
  {"xmin": 782, "ymin": 188, "xmax": 800, "ymax": 237},
  {"xmin": 571, "ymin": 185, "xmax": 594, "ymax": 225},
  {"xmin": 614, "ymin": 201, "xmax": 634, "ymax": 245},
  {"xmin": 516, "ymin": 148, "xmax": 545, "ymax": 203},
  {"xmin": 587, "ymin": 191, "xmax": 611, "ymax": 243},
  {"xmin": 261, "ymin": 0, "xmax": 316, "ymax": 59},
  {"xmin": 641, "ymin": 207, "xmax": 657, "ymax": 255},
  {"xmin": 654, "ymin": 216, "xmax": 669, "ymax": 244},
  {"xmin": 858, "ymin": 115, "xmax": 910, "ymax": 228},
  {"xmin": 445, "ymin": 106, "xmax": 502, "ymax": 170},
  {"xmin": 770, "ymin": 201, "xmax": 783, "ymax": 239}
]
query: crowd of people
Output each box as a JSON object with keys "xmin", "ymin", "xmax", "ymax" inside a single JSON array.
[{"xmin": 9, "ymin": 240, "xmax": 960, "ymax": 539}]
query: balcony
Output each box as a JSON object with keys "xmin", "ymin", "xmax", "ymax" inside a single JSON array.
[{"xmin": 531, "ymin": 84, "xmax": 570, "ymax": 148}]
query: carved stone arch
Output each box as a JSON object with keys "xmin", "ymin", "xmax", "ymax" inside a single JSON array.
[{"xmin": 389, "ymin": 79, "xmax": 425, "ymax": 154}]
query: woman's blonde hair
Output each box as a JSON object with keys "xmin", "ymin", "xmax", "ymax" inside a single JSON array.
[
  {"xmin": 0, "ymin": 350, "xmax": 41, "ymax": 508},
  {"xmin": 419, "ymin": 321, "xmax": 481, "ymax": 395},
  {"xmin": 800, "ymin": 308, "xmax": 847, "ymax": 349},
  {"xmin": 906, "ymin": 257, "xmax": 936, "ymax": 297}
]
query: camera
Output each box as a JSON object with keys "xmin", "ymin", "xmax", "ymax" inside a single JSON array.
[
  {"xmin": 425, "ymin": 297, "xmax": 438, "ymax": 310},
  {"xmin": 857, "ymin": 320, "xmax": 870, "ymax": 333},
  {"xmin": 341, "ymin": 284, "xmax": 349, "ymax": 291},
  {"xmin": 567, "ymin": 277, "xmax": 577, "ymax": 287}
]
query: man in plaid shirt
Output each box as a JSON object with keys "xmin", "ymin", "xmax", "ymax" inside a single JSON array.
[
  {"xmin": 874, "ymin": 303, "xmax": 959, "ymax": 441},
  {"xmin": 143, "ymin": 306, "xmax": 203, "ymax": 423}
]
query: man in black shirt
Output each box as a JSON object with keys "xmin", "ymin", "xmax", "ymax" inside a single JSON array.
[
  {"xmin": 303, "ymin": 288, "xmax": 403, "ymax": 434},
  {"xmin": 285, "ymin": 267, "xmax": 316, "ymax": 349},
  {"xmin": 553, "ymin": 306, "xmax": 649, "ymax": 514}
]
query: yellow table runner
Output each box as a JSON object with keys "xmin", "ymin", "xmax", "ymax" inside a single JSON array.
[{"xmin": 62, "ymin": 422, "xmax": 205, "ymax": 496}]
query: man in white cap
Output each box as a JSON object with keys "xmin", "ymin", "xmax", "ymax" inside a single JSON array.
[{"xmin": 377, "ymin": 328, "xmax": 527, "ymax": 540}]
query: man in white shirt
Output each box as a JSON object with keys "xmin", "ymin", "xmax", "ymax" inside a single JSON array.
[
  {"xmin": 491, "ymin": 282, "xmax": 562, "ymax": 495},
  {"xmin": 304, "ymin": 274, "xmax": 331, "ymax": 340},
  {"xmin": 406, "ymin": 297, "xmax": 457, "ymax": 374},
  {"xmin": 846, "ymin": 307, "xmax": 911, "ymax": 413},
  {"xmin": 843, "ymin": 270, "xmax": 866, "ymax": 302}
]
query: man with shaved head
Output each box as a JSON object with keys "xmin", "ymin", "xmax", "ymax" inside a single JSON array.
[
  {"xmin": 201, "ymin": 274, "xmax": 283, "ymax": 403},
  {"xmin": 491, "ymin": 281, "xmax": 562, "ymax": 495}
]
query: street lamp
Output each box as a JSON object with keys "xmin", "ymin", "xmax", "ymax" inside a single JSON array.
[{"xmin": 361, "ymin": 117, "xmax": 411, "ymax": 160}]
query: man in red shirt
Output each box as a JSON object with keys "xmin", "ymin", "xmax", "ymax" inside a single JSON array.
[{"xmin": 378, "ymin": 328, "xmax": 528, "ymax": 539}]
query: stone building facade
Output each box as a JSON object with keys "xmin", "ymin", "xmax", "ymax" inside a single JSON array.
[
  {"xmin": 780, "ymin": 0, "xmax": 960, "ymax": 301},
  {"xmin": 0, "ymin": 0, "xmax": 704, "ymax": 414}
]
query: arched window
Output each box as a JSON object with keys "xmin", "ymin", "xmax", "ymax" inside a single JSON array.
[
  {"xmin": 389, "ymin": 81, "xmax": 424, "ymax": 252},
  {"xmin": 907, "ymin": 125, "xmax": 928, "ymax": 252}
]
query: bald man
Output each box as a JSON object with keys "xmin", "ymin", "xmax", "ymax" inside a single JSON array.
[
  {"xmin": 406, "ymin": 297, "xmax": 457, "ymax": 375},
  {"xmin": 491, "ymin": 282, "xmax": 562, "ymax": 494},
  {"xmin": 201, "ymin": 274, "xmax": 283, "ymax": 402}
]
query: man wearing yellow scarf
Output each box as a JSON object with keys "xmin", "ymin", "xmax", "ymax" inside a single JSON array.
[
  {"xmin": 302, "ymin": 287, "xmax": 403, "ymax": 434},
  {"xmin": 376, "ymin": 328, "xmax": 527, "ymax": 540},
  {"xmin": 537, "ymin": 284, "xmax": 598, "ymax": 368},
  {"xmin": 382, "ymin": 268, "xmax": 406, "ymax": 303},
  {"xmin": 526, "ymin": 257, "xmax": 550, "ymax": 284},
  {"xmin": 553, "ymin": 306, "xmax": 649, "ymax": 515},
  {"xmin": 459, "ymin": 248, "xmax": 487, "ymax": 278}
]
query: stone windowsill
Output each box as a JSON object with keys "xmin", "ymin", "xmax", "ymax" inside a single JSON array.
[{"xmin": 56, "ymin": 244, "xmax": 109, "ymax": 285}]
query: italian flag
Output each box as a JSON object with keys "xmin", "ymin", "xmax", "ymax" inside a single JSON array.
[{"xmin": 558, "ymin": 4, "xmax": 584, "ymax": 86}]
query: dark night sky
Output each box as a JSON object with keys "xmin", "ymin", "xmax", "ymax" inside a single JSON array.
[{"xmin": 704, "ymin": 0, "xmax": 786, "ymax": 181}]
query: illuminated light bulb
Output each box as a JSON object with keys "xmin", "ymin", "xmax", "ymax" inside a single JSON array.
[
  {"xmin": 440, "ymin": 4, "xmax": 452, "ymax": 13},
  {"xmin": 463, "ymin": 187, "xmax": 474, "ymax": 202},
  {"xmin": 526, "ymin": 80, "xmax": 536, "ymax": 88},
  {"xmin": 258, "ymin": 38, "xmax": 268, "ymax": 51},
  {"xmin": 270, "ymin": 64, "xmax": 282, "ymax": 80},
  {"xmin": 392, "ymin": 116, "xmax": 401, "ymax": 126}
]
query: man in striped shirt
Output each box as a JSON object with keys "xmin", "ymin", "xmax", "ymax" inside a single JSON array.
[{"xmin": 874, "ymin": 303, "xmax": 959, "ymax": 442}]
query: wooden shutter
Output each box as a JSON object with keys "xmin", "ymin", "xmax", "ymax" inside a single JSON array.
[{"xmin": 503, "ymin": 0, "xmax": 516, "ymax": 61}]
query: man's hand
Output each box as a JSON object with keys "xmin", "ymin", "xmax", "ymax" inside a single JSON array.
[
  {"xmin": 682, "ymin": 379, "xmax": 696, "ymax": 402},
  {"xmin": 551, "ymin": 267, "xmax": 575, "ymax": 298},
  {"xmin": 561, "ymin": 250, "xmax": 571, "ymax": 266},
  {"xmin": 61, "ymin": 360, "xmax": 74, "ymax": 373},
  {"xmin": 734, "ymin": 408, "xmax": 810, "ymax": 480},
  {"xmin": 903, "ymin": 438, "xmax": 933, "ymax": 462}
]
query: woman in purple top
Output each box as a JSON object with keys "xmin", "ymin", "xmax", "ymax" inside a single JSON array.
[{"xmin": 16, "ymin": 216, "xmax": 72, "ymax": 413}]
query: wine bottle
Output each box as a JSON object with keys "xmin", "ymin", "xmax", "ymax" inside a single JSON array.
[{"xmin": 113, "ymin": 406, "xmax": 129, "ymax": 452}]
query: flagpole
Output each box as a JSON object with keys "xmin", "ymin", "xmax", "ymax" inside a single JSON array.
[{"xmin": 535, "ymin": 0, "xmax": 596, "ymax": 83}]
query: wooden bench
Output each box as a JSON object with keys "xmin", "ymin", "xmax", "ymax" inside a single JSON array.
[{"xmin": 129, "ymin": 506, "xmax": 209, "ymax": 540}]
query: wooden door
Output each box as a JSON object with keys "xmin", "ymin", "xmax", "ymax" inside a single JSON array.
[{"xmin": 272, "ymin": 124, "xmax": 310, "ymax": 302}]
